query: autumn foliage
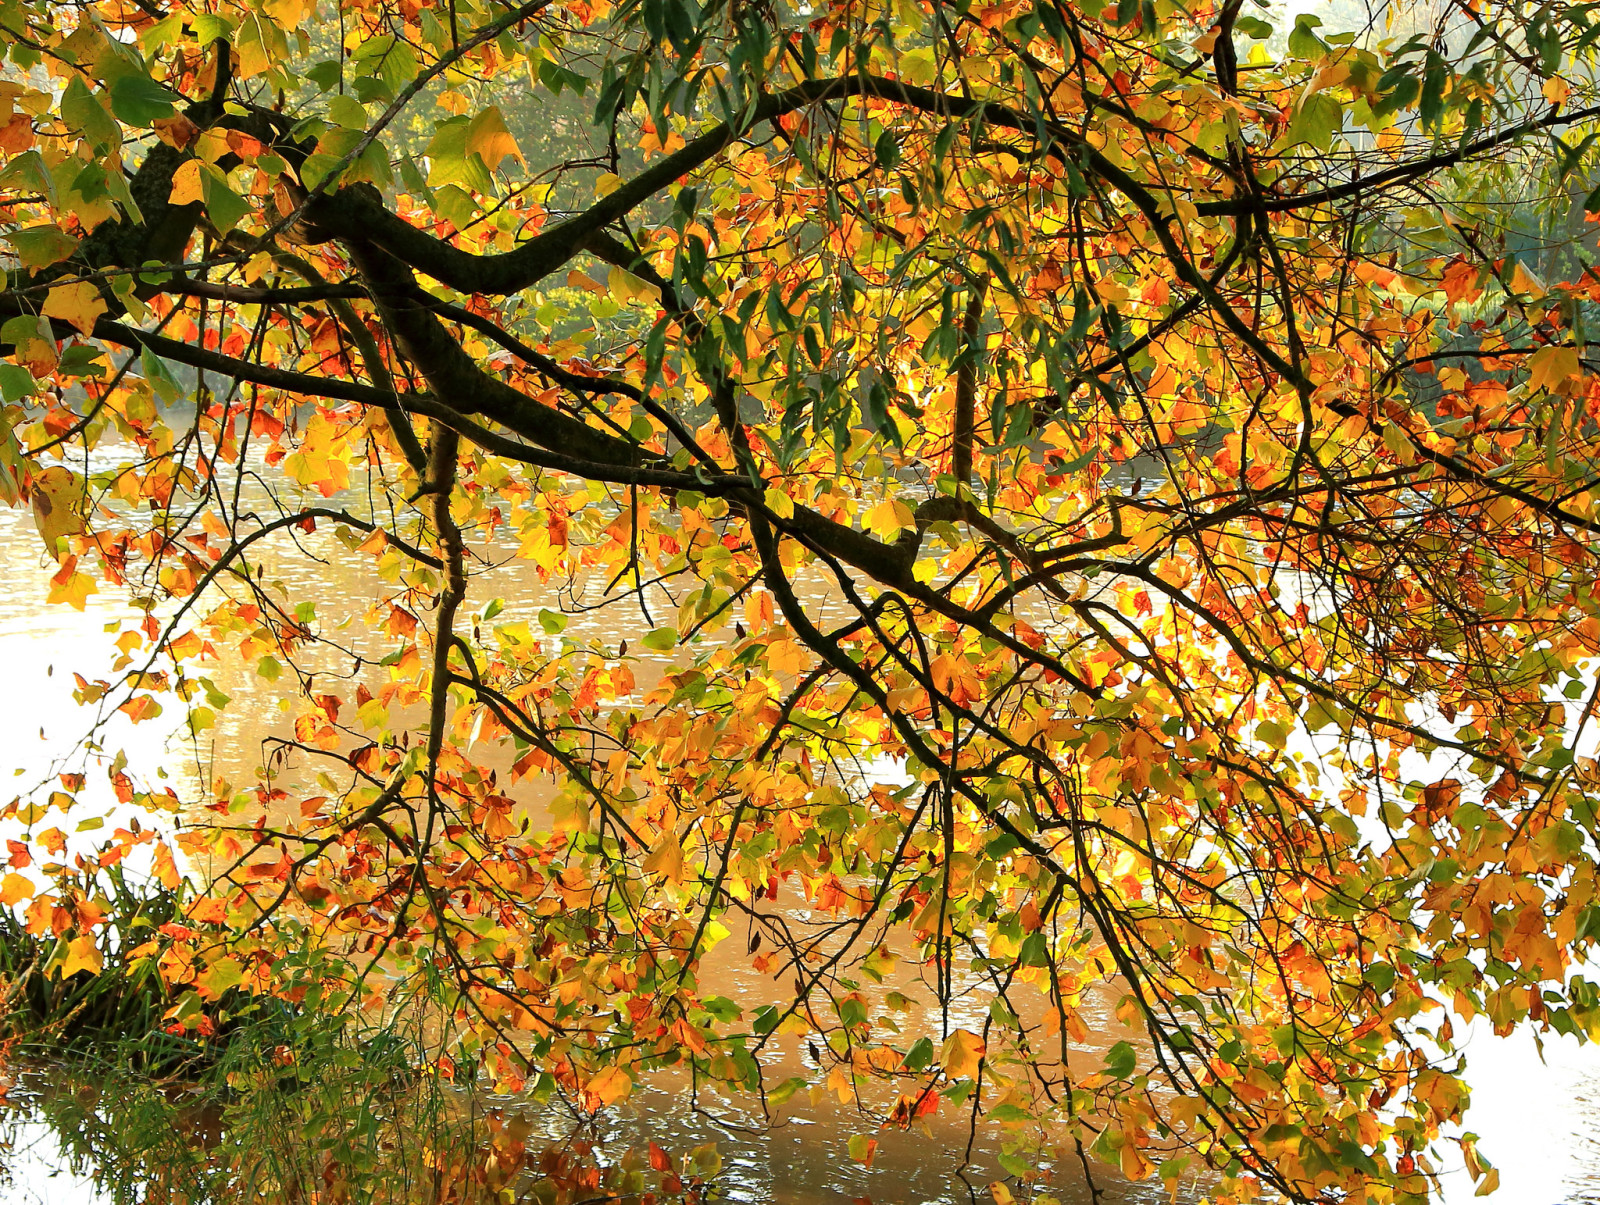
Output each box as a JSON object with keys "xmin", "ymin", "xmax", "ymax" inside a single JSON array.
[{"xmin": 4, "ymin": 0, "xmax": 1600, "ymax": 1198}]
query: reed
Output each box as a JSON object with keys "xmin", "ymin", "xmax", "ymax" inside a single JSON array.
[{"xmin": 0, "ymin": 864, "xmax": 222, "ymax": 1076}]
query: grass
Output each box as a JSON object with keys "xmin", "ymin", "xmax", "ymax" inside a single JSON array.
[{"xmin": 0, "ymin": 863, "xmax": 231, "ymax": 1078}]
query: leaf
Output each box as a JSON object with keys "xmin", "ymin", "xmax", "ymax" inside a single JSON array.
[
  {"xmin": 1509, "ymin": 260, "xmax": 1548, "ymax": 299},
  {"xmin": 585, "ymin": 1064, "xmax": 633, "ymax": 1107},
  {"xmin": 1120, "ymin": 1137, "xmax": 1153, "ymax": 1181},
  {"xmin": 465, "ymin": 106, "xmax": 522, "ymax": 173},
  {"xmin": 151, "ymin": 113, "xmax": 201, "ymax": 149},
  {"xmin": 763, "ymin": 485, "xmax": 795, "ymax": 519},
  {"xmin": 643, "ymin": 828, "xmax": 686, "ymax": 882},
  {"xmin": 60, "ymin": 77, "xmax": 118, "ymax": 149},
  {"xmin": 903, "ymin": 1036, "xmax": 934, "ymax": 1070},
  {"xmin": 5, "ymin": 225, "xmax": 80, "ymax": 270},
  {"xmin": 195, "ymin": 956, "xmax": 244, "ymax": 999},
  {"xmin": 1287, "ymin": 11, "xmax": 1324, "ymax": 57},
  {"xmin": 57, "ymin": 934, "xmax": 102, "ymax": 978},
  {"xmin": 42, "ymin": 281, "xmax": 106, "ymax": 336},
  {"xmin": 31, "ymin": 468, "xmax": 87, "ymax": 557},
  {"xmin": 767, "ymin": 1075, "xmax": 807, "ymax": 1104},
  {"xmin": 169, "ymin": 158, "xmax": 204, "ymax": 206},
  {"xmin": 1104, "ymin": 1040, "xmax": 1137, "ymax": 1078},
  {"xmin": 200, "ymin": 164, "xmax": 251, "ymax": 232},
  {"xmin": 641, "ymin": 627, "xmax": 679, "ymax": 651},
  {"xmin": 607, "ymin": 265, "xmax": 656, "ymax": 305},
  {"xmin": 1528, "ymin": 345, "xmax": 1579, "ymax": 392},
  {"xmin": 941, "ymin": 1028, "xmax": 985, "ymax": 1079},
  {"xmin": 1286, "ymin": 92, "xmax": 1343, "ymax": 151},
  {"xmin": 0, "ymin": 872, "xmax": 33, "ymax": 905},
  {"xmin": 864, "ymin": 497, "xmax": 915, "ymax": 539},
  {"xmin": 109, "ymin": 76, "xmax": 180, "ymax": 127},
  {"xmin": 425, "ymin": 116, "xmax": 494, "ymax": 193},
  {"xmin": 152, "ymin": 841, "xmax": 182, "ymax": 890},
  {"xmin": 689, "ymin": 1144, "xmax": 721, "ymax": 1176},
  {"xmin": 847, "ymin": 1134, "xmax": 878, "ymax": 1165}
]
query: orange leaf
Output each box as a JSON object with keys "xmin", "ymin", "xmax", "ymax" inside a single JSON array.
[
  {"xmin": 466, "ymin": 106, "xmax": 521, "ymax": 172},
  {"xmin": 584, "ymin": 1065, "xmax": 633, "ymax": 1108}
]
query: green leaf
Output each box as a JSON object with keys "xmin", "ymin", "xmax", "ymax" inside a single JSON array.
[
  {"xmin": 1286, "ymin": 93, "xmax": 1343, "ymax": 151},
  {"xmin": 5, "ymin": 226, "xmax": 79, "ymax": 270},
  {"xmin": 351, "ymin": 35, "xmax": 419, "ymax": 95},
  {"xmin": 109, "ymin": 75, "xmax": 180, "ymax": 127},
  {"xmin": 424, "ymin": 116, "xmax": 494, "ymax": 194},
  {"xmin": 140, "ymin": 344, "xmax": 184, "ymax": 402},
  {"xmin": 1287, "ymin": 12, "xmax": 1324, "ymax": 58},
  {"xmin": 60, "ymin": 77, "xmax": 119, "ymax": 149},
  {"xmin": 1104, "ymin": 1040, "xmax": 1137, "ymax": 1078},
  {"xmin": 0, "ymin": 363, "xmax": 36, "ymax": 402},
  {"xmin": 305, "ymin": 59, "xmax": 342, "ymax": 92},
  {"xmin": 874, "ymin": 128, "xmax": 899, "ymax": 169},
  {"xmin": 903, "ymin": 1036, "xmax": 934, "ymax": 1071},
  {"xmin": 641, "ymin": 627, "xmax": 679, "ymax": 651},
  {"xmin": 767, "ymin": 1074, "xmax": 807, "ymax": 1104},
  {"xmin": 538, "ymin": 608, "xmax": 567, "ymax": 634},
  {"xmin": 997, "ymin": 1149, "xmax": 1034, "ymax": 1174},
  {"xmin": 199, "ymin": 164, "xmax": 251, "ymax": 233},
  {"xmin": 1255, "ymin": 720, "xmax": 1290, "ymax": 748}
]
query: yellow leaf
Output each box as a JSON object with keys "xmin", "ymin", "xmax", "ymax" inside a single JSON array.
[
  {"xmin": 169, "ymin": 158, "xmax": 204, "ymax": 205},
  {"xmin": 466, "ymin": 106, "xmax": 521, "ymax": 173},
  {"xmin": 941, "ymin": 1027, "xmax": 985, "ymax": 1079},
  {"xmin": 31, "ymin": 467, "xmax": 87, "ymax": 558},
  {"xmin": 42, "ymin": 280, "xmax": 106, "ymax": 336},
  {"xmin": 48, "ymin": 564, "xmax": 97, "ymax": 610},
  {"xmin": 58, "ymin": 933, "xmax": 102, "ymax": 978},
  {"xmin": 195, "ymin": 955, "xmax": 244, "ymax": 999},
  {"xmin": 1509, "ymin": 260, "xmax": 1547, "ymax": 299},
  {"xmin": 0, "ymin": 872, "xmax": 33, "ymax": 905},
  {"xmin": 1528, "ymin": 345, "xmax": 1580, "ymax": 393},
  {"xmin": 607, "ymin": 264, "xmax": 656, "ymax": 306},
  {"xmin": 864, "ymin": 497, "xmax": 915, "ymax": 539},
  {"xmin": 643, "ymin": 828, "xmax": 686, "ymax": 883},
  {"xmin": 763, "ymin": 485, "xmax": 795, "ymax": 519}
]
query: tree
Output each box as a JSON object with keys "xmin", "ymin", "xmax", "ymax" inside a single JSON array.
[{"xmin": 3, "ymin": 0, "xmax": 1600, "ymax": 1198}]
